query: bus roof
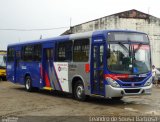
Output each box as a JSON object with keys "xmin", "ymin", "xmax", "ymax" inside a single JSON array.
[{"xmin": 7, "ymin": 29, "xmax": 147, "ymax": 47}]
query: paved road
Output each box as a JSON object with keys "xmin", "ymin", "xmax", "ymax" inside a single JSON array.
[{"xmin": 0, "ymin": 81, "xmax": 160, "ymax": 122}]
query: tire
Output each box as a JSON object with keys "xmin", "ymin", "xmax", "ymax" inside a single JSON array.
[
  {"xmin": 112, "ymin": 97, "xmax": 123, "ymax": 100},
  {"xmin": 2, "ymin": 77, "xmax": 6, "ymax": 81},
  {"xmin": 74, "ymin": 80, "xmax": 86, "ymax": 101},
  {"xmin": 25, "ymin": 76, "xmax": 33, "ymax": 92}
]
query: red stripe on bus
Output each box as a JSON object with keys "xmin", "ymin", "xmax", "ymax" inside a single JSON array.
[
  {"xmin": 45, "ymin": 72, "xmax": 51, "ymax": 87},
  {"xmin": 104, "ymin": 74, "xmax": 129, "ymax": 80}
]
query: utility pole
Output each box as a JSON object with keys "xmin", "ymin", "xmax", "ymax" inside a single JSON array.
[
  {"xmin": 148, "ymin": 7, "xmax": 150, "ymax": 15},
  {"xmin": 70, "ymin": 17, "xmax": 72, "ymax": 34},
  {"xmin": 70, "ymin": 17, "xmax": 72, "ymax": 28},
  {"xmin": 40, "ymin": 35, "xmax": 42, "ymax": 39}
]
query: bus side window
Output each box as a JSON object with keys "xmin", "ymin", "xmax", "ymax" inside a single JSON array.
[
  {"xmin": 34, "ymin": 44, "xmax": 42, "ymax": 61},
  {"xmin": 56, "ymin": 41, "xmax": 73, "ymax": 62},
  {"xmin": 100, "ymin": 46, "xmax": 104, "ymax": 68},
  {"xmin": 22, "ymin": 45, "xmax": 34, "ymax": 61},
  {"xmin": 46, "ymin": 49, "xmax": 53, "ymax": 61},
  {"xmin": 21, "ymin": 45, "xmax": 42, "ymax": 62},
  {"xmin": 7, "ymin": 48, "xmax": 15, "ymax": 62},
  {"xmin": 73, "ymin": 38, "xmax": 90, "ymax": 62}
]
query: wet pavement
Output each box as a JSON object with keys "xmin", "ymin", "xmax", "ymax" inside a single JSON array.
[{"xmin": 0, "ymin": 81, "xmax": 160, "ymax": 121}]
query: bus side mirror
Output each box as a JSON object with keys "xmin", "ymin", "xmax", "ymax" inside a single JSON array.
[{"xmin": 107, "ymin": 49, "xmax": 110, "ymax": 59}]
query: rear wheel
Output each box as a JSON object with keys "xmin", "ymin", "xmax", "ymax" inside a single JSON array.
[
  {"xmin": 0, "ymin": 77, "xmax": 6, "ymax": 81},
  {"xmin": 25, "ymin": 76, "xmax": 33, "ymax": 92},
  {"xmin": 74, "ymin": 80, "xmax": 86, "ymax": 101},
  {"xmin": 2, "ymin": 77, "xmax": 6, "ymax": 81}
]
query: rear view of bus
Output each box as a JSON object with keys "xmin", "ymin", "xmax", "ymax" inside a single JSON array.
[
  {"xmin": 103, "ymin": 31, "xmax": 152, "ymax": 99},
  {"xmin": 0, "ymin": 51, "xmax": 7, "ymax": 81}
]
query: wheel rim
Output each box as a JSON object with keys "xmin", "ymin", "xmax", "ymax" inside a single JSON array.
[
  {"xmin": 26, "ymin": 79, "xmax": 30, "ymax": 90},
  {"xmin": 76, "ymin": 85, "xmax": 84, "ymax": 99}
]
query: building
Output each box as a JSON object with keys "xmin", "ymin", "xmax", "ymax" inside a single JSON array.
[{"xmin": 62, "ymin": 9, "xmax": 160, "ymax": 68}]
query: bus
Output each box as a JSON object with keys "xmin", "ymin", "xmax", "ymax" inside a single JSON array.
[
  {"xmin": 7, "ymin": 30, "xmax": 152, "ymax": 101},
  {"xmin": 0, "ymin": 51, "xmax": 7, "ymax": 81}
]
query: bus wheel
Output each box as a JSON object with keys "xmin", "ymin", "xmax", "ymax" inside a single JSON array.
[
  {"xmin": 74, "ymin": 80, "xmax": 86, "ymax": 101},
  {"xmin": 112, "ymin": 97, "xmax": 123, "ymax": 100},
  {"xmin": 25, "ymin": 76, "xmax": 33, "ymax": 92},
  {"xmin": 2, "ymin": 77, "xmax": 6, "ymax": 81}
]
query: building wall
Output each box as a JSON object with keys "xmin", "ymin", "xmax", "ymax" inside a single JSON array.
[{"xmin": 71, "ymin": 15, "xmax": 160, "ymax": 68}]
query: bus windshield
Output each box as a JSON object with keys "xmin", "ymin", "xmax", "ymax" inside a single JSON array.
[
  {"xmin": 0, "ymin": 55, "xmax": 6, "ymax": 67},
  {"xmin": 107, "ymin": 44, "xmax": 151, "ymax": 74}
]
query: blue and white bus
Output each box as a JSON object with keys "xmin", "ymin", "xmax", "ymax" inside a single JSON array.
[{"xmin": 7, "ymin": 30, "xmax": 152, "ymax": 100}]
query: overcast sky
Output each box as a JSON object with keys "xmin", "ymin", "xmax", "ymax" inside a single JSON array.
[{"xmin": 0, "ymin": 0, "xmax": 159, "ymax": 50}]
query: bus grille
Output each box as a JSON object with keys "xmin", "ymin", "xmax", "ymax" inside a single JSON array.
[
  {"xmin": 124, "ymin": 89, "xmax": 140, "ymax": 93},
  {"xmin": 122, "ymin": 83, "xmax": 142, "ymax": 87},
  {"xmin": 119, "ymin": 77, "xmax": 145, "ymax": 82}
]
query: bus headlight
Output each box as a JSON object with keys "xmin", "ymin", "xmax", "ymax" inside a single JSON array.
[
  {"xmin": 144, "ymin": 77, "xmax": 152, "ymax": 86},
  {"xmin": 106, "ymin": 77, "xmax": 120, "ymax": 88}
]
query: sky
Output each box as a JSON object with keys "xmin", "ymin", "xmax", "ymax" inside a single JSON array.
[{"xmin": 0, "ymin": 0, "xmax": 160, "ymax": 50}]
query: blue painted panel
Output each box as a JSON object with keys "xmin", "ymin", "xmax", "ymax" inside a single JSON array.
[
  {"xmin": 17, "ymin": 61, "xmax": 41, "ymax": 87},
  {"xmin": 6, "ymin": 62, "xmax": 15, "ymax": 82}
]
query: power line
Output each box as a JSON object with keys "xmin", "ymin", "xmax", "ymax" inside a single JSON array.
[{"xmin": 0, "ymin": 26, "xmax": 69, "ymax": 31}]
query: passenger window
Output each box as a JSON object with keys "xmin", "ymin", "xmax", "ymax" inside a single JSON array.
[
  {"xmin": 21, "ymin": 44, "xmax": 42, "ymax": 61},
  {"xmin": 7, "ymin": 48, "xmax": 15, "ymax": 62},
  {"xmin": 46, "ymin": 49, "xmax": 53, "ymax": 60},
  {"xmin": 56, "ymin": 41, "xmax": 72, "ymax": 62},
  {"xmin": 100, "ymin": 46, "xmax": 104, "ymax": 68},
  {"xmin": 22, "ymin": 45, "xmax": 34, "ymax": 61},
  {"xmin": 34, "ymin": 45, "xmax": 42, "ymax": 61},
  {"xmin": 73, "ymin": 39, "xmax": 90, "ymax": 62}
]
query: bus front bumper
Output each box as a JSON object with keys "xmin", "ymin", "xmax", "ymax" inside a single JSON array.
[{"xmin": 105, "ymin": 84, "xmax": 152, "ymax": 98}]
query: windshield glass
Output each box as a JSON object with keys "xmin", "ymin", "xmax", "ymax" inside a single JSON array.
[
  {"xmin": 0, "ymin": 55, "xmax": 6, "ymax": 67},
  {"xmin": 133, "ymin": 44, "xmax": 151, "ymax": 74},
  {"xmin": 107, "ymin": 44, "xmax": 151, "ymax": 74}
]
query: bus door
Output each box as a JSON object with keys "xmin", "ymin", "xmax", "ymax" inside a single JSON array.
[
  {"xmin": 42, "ymin": 47, "xmax": 54, "ymax": 88},
  {"xmin": 91, "ymin": 43, "xmax": 105, "ymax": 95},
  {"xmin": 7, "ymin": 48, "xmax": 15, "ymax": 83},
  {"xmin": 15, "ymin": 50, "xmax": 21, "ymax": 83}
]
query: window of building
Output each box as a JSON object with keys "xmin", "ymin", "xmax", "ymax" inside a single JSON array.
[{"xmin": 73, "ymin": 39, "xmax": 90, "ymax": 62}]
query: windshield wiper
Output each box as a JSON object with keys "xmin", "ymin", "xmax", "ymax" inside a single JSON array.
[
  {"xmin": 118, "ymin": 42, "xmax": 129, "ymax": 53},
  {"xmin": 118, "ymin": 41, "xmax": 133, "ymax": 57}
]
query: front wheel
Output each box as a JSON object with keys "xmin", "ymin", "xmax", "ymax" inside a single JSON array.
[
  {"xmin": 74, "ymin": 80, "xmax": 86, "ymax": 101},
  {"xmin": 25, "ymin": 76, "xmax": 33, "ymax": 92}
]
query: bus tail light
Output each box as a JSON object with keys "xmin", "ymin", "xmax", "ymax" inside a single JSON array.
[{"xmin": 85, "ymin": 64, "xmax": 90, "ymax": 73}]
